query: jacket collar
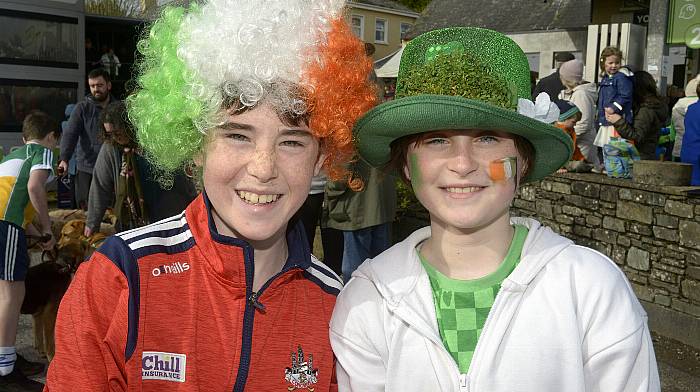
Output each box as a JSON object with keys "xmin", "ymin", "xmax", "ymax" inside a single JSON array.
[
  {"xmin": 353, "ymin": 217, "xmax": 573, "ymax": 303},
  {"xmin": 184, "ymin": 192, "xmax": 311, "ymax": 284}
]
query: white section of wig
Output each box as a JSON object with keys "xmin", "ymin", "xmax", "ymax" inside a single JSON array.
[{"xmin": 176, "ymin": 0, "xmax": 345, "ymax": 132}]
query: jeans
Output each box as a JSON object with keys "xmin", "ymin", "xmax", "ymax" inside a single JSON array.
[{"xmin": 342, "ymin": 223, "xmax": 391, "ymax": 282}]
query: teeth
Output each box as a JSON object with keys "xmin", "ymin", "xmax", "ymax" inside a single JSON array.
[
  {"xmin": 446, "ymin": 187, "xmax": 482, "ymax": 193},
  {"xmin": 237, "ymin": 191, "xmax": 279, "ymax": 204}
]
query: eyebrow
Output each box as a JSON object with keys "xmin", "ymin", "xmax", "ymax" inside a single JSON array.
[
  {"xmin": 279, "ymin": 128, "xmax": 313, "ymax": 138},
  {"xmin": 218, "ymin": 122, "xmax": 254, "ymax": 131},
  {"xmin": 218, "ymin": 122, "xmax": 313, "ymax": 137}
]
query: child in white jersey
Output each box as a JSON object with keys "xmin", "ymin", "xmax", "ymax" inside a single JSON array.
[
  {"xmin": 330, "ymin": 27, "xmax": 660, "ymax": 392},
  {"xmin": 0, "ymin": 111, "xmax": 58, "ymax": 391}
]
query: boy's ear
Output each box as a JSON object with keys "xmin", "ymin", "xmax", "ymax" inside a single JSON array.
[
  {"xmin": 313, "ymin": 149, "xmax": 327, "ymax": 176},
  {"xmin": 193, "ymin": 150, "xmax": 204, "ymax": 167}
]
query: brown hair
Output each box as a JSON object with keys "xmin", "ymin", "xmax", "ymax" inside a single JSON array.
[
  {"xmin": 99, "ymin": 101, "xmax": 138, "ymax": 147},
  {"xmin": 599, "ymin": 46, "xmax": 623, "ymax": 72},
  {"xmin": 387, "ymin": 131, "xmax": 536, "ymax": 184},
  {"xmin": 22, "ymin": 111, "xmax": 60, "ymax": 141}
]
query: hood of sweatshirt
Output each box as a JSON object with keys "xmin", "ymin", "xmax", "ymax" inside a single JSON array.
[{"xmin": 352, "ymin": 217, "xmax": 573, "ymax": 305}]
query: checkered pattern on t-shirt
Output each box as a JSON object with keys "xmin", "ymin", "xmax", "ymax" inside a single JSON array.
[
  {"xmin": 419, "ymin": 224, "xmax": 528, "ymax": 374},
  {"xmin": 429, "ymin": 281, "xmax": 500, "ymax": 371}
]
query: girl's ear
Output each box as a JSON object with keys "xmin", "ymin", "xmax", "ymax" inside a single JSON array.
[{"xmin": 403, "ymin": 162, "xmax": 411, "ymax": 181}]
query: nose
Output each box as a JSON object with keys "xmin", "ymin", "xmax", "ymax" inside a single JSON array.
[
  {"xmin": 447, "ymin": 142, "xmax": 477, "ymax": 176},
  {"xmin": 246, "ymin": 148, "xmax": 278, "ymax": 182}
]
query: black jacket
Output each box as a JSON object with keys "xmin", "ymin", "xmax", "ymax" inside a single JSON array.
[
  {"xmin": 613, "ymin": 98, "xmax": 669, "ymax": 160},
  {"xmin": 60, "ymin": 94, "xmax": 118, "ymax": 173},
  {"xmin": 532, "ymin": 70, "xmax": 565, "ymax": 101}
]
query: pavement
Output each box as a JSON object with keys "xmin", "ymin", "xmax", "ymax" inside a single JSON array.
[{"xmin": 15, "ymin": 313, "xmax": 700, "ymax": 390}]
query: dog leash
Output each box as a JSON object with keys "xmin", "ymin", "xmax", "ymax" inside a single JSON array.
[{"xmin": 25, "ymin": 234, "xmax": 58, "ymax": 263}]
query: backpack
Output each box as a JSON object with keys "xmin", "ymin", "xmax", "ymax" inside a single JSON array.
[{"xmin": 603, "ymin": 137, "xmax": 641, "ymax": 178}]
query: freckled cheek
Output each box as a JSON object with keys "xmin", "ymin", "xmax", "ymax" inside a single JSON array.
[{"xmin": 280, "ymin": 155, "xmax": 317, "ymax": 183}]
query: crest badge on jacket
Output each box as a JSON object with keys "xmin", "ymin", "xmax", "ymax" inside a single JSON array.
[{"xmin": 285, "ymin": 345, "xmax": 318, "ymax": 391}]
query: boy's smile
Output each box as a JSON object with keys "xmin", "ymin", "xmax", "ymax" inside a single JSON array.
[
  {"xmin": 236, "ymin": 190, "xmax": 281, "ymax": 205},
  {"xmin": 197, "ymin": 103, "xmax": 325, "ymax": 243}
]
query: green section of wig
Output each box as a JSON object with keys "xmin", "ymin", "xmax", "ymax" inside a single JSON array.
[{"xmin": 126, "ymin": 5, "xmax": 206, "ymax": 179}]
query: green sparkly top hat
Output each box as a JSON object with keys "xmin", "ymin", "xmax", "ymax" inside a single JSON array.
[{"xmin": 354, "ymin": 27, "xmax": 573, "ymax": 182}]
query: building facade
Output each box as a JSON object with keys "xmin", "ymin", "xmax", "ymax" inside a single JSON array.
[{"xmin": 346, "ymin": 0, "xmax": 420, "ymax": 61}]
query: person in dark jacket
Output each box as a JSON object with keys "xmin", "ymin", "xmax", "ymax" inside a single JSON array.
[
  {"xmin": 532, "ymin": 52, "xmax": 575, "ymax": 101},
  {"xmin": 59, "ymin": 68, "xmax": 117, "ymax": 209},
  {"xmin": 84, "ymin": 102, "xmax": 198, "ymax": 237},
  {"xmin": 605, "ymin": 71, "xmax": 668, "ymax": 160}
]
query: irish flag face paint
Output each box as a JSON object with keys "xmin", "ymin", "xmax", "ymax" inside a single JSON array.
[
  {"xmin": 408, "ymin": 152, "xmax": 423, "ymax": 190},
  {"xmin": 489, "ymin": 157, "xmax": 517, "ymax": 182}
]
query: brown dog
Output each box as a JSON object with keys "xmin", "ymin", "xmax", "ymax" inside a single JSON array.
[
  {"xmin": 21, "ymin": 261, "xmax": 72, "ymax": 361},
  {"xmin": 21, "ymin": 219, "xmax": 108, "ymax": 361}
]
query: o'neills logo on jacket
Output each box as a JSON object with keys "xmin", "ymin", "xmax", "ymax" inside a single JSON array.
[
  {"xmin": 142, "ymin": 351, "xmax": 186, "ymax": 382},
  {"xmin": 152, "ymin": 262, "xmax": 190, "ymax": 277}
]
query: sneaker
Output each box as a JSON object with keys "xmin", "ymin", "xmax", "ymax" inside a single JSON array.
[
  {"xmin": 15, "ymin": 354, "xmax": 45, "ymax": 376},
  {"xmin": 0, "ymin": 367, "xmax": 44, "ymax": 392}
]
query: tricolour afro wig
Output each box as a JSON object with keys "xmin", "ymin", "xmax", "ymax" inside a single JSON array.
[{"xmin": 127, "ymin": 0, "xmax": 377, "ymax": 185}]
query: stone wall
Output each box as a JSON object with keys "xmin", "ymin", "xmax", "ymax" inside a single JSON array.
[{"xmin": 512, "ymin": 172, "xmax": 700, "ymax": 348}]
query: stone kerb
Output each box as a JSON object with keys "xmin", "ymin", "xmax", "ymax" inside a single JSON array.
[{"xmin": 511, "ymin": 172, "xmax": 700, "ymax": 347}]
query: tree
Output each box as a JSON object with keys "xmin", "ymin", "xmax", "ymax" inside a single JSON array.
[
  {"xmin": 397, "ymin": 0, "xmax": 431, "ymax": 12},
  {"xmin": 85, "ymin": 0, "xmax": 142, "ymax": 18}
]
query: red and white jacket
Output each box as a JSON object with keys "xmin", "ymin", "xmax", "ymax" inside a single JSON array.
[{"xmin": 46, "ymin": 193, "xmax": 342, "ymax": 391}]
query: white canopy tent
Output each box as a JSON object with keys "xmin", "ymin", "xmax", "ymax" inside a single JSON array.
[{"xmin": 374, "ymin": 46, "xmax": 404, "ymax": 78}]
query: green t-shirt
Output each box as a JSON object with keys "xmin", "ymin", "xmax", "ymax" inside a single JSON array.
[
  {"xmin": 419, "ymin": 224, "xmax": 528, "ymax": 374},
  {"xmin": 0, "ymin": 143, "xmax": 54, "ymax": 227}
]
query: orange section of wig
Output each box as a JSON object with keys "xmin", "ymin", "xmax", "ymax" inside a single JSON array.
[{"xmin": 304, "ymin": 17, "xmax": 378, "ymax": 189}]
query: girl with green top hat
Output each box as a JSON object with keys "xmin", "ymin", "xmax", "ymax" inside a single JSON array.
[{"xmin": 329, "ymin": 27, "xmax": 659, "ymax": 392}]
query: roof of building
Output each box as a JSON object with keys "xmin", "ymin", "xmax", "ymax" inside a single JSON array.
[
  {"xmin": 407, "ymin": 0, "xmax": 591, "ymax": 38},
  {"xmin": 351, "ymin": 0, "xmax": 417, "ymax": 13}
]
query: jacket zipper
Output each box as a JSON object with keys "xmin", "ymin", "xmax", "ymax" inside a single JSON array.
[
  {"xmin": 231, "ymin": 256, "xmax": 301, "ymax": 392},
  {"xmin": 232, "ymin": 245, "xmax": 256, "ymax": 392}
]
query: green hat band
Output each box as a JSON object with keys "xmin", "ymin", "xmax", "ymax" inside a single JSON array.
[{"xmin": 397, "ymin": 51, "xmax": 517, "ymax": 110}]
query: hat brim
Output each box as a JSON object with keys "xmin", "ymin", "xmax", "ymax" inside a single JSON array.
[{"xmin": 354, "ymin": 94, "xmax": 573, "ymax": 182}]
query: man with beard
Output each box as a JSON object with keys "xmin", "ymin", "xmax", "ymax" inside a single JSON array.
[{"xmin": 59, "ymin": 68, "xmax": 117, "ymax": 209}]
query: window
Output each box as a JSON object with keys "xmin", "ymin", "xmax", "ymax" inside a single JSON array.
[
  {"xmin": 0, "ymin": 10, "xmax": 79, "ymax": 68},
  {"xmin": 0, "ymin": 79, "xmax": 78, "ymax": 133},
  {"xmin": 400, "ymin": 22, "xmax": 412, "ymax": 39},
  {"xmin": 351, "ymin": 15, "xmax": 364, "ymax": 39},
  {"xmin": 375, "ymin": 18, "xmax": 387, "ymax": 43},
  {"xmin": 551, "ymin": 51, "xmax": 582, "ymax": 68}
]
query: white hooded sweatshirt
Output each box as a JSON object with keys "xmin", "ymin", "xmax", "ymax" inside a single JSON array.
[{"xmin": 330, "ymin": 217, "xmax": 660, "ymax": 392}]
